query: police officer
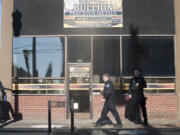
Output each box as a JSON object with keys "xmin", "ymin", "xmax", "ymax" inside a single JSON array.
[
  {"xmin": 95, "ymin": 73, "xmax": 122, "ymax": 128},
  {"xmin": 128, "ymin": 69, "xmax": 148, "ymax": 125}
]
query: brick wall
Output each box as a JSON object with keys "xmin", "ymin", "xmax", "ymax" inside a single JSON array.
[
  {"xmin": 12, "ymin": 95, "xmax": 66, "ymax": 122},
  {"xmin": 93, "ymin": 94, "xmax": 177, "ymax": 122},
  {"xmin": 11, "ymin": 94, "xmax": 177, "ymax": 122}
]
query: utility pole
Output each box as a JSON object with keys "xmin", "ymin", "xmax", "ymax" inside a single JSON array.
[{"xmin": 32, "ymin": 37, "xmax": 37, "ymax": 77}]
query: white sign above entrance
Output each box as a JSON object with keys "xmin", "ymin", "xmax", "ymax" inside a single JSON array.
[
  {"xmin": 64, "ymin": 0, "xmax": 123, "ymax": 28},
  {"xmin": 69, "ymin": 66, "xmax": 90, "ymax": 77}
]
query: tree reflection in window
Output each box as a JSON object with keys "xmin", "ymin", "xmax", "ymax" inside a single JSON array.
[{"xmin": 12, "ymin": 37, "xmax": 65, "ymax": 78}]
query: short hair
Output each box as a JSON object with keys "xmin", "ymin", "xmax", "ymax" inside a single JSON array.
[
  {"xmin": 134, "ymin": 68, "xmax": 143, "ymax": 75},
  {"xmin": 134, "ymin": 68, "xmax": 141, "ymax": 73},
  {"xmin": 103, "ymin": 73, "xmax": 110, "ymax": 78}
]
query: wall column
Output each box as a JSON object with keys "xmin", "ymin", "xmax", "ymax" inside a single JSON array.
[
  {"xmin": 0, "ymin": 0, "xmax": 13, "ymax": 102},
  {"xmin": 174, "ymin": 0, "xmax": 180, "ymax": 120}
]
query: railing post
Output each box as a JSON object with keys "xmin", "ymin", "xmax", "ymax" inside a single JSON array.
[
  {"xmin": 48, "ymin": 100, "xmax": 51, "ymax": 132},
  {"xmin": 70, "ymin": 99, "xmax": 74, "ymax": 133}
]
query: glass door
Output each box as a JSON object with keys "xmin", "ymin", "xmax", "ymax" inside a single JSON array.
[{"xmin": 68, "ymin": 64, "xmax": 92, "ymax": 119}]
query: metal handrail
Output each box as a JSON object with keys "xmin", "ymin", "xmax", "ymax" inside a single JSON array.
[
  {"xmin": 12, "ymin": 77, "xmax": 64, "ymax": 80},
  {"xmin": 12, "ymin": 76, "xmax": 175, "ymax": 80},
  {"xmin": 121, "ymin": 76, "xmax": 176, "ymax": 79}
]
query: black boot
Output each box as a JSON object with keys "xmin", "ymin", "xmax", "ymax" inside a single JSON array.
[
  {"xmin": 114, "ymin": 123, "xmax": 123, "ymax": 129},
  {"xmin": 144, "ymin": 120, "xmax": 148, "ymax": 126}
]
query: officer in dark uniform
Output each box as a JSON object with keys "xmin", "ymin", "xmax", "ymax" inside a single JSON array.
[
  {"xmin": 128, "ymin": 69, "xmax": 148, "ymax": 125},
  {"xmin": 95, "ymin": 73, "xmax": 122, "ymax": 128}
]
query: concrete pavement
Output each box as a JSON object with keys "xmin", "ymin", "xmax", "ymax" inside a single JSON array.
[
  {"xmin": 0, "ymin": 119, "xmax": 180, "ymax": 135},
  {"xmin": 1, "ymin": 119, "xmax": 180, "ymax": 129}
]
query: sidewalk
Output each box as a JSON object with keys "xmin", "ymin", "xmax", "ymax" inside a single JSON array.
[
  {"xmin": 0, "ymin": 120, "xmax": 180, "ymax": 135},
  {"xmin": 0, "ymin": 119, "xmax": 180, "ymax": 129}
]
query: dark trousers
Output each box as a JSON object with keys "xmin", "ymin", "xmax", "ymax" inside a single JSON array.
[
  {"xmin": 132, "ymin": 96, "xmax": 148, "ymax": 122},
  {"xmin": 96, "ymin": 100, "xmax": 122, "ymax": 125}
]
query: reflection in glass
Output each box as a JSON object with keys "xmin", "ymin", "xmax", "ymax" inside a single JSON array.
[
  {"xmin": 13, "ymin": 38, "xmax": 33, "ymax": 77},
  {"xmin": 36, "ymin": 37, "xmax": 64, "ymax": 77},
  {"xmin": 122, "ymin": 36, "xmax": 175, "ymax": 76},
  {"xmin": 13, "ymin": 37, "xmax": 65, "ymax": 78},
  {"xmin": 68, "ymin": 36, "xmax": 91, "ymax": 63},
  {"xmin": 93, "ymin": 36, "xmax": 120, "ymax": 83}
]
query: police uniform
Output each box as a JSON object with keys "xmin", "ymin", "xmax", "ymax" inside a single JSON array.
[
  {"xmin": 129, "ymin": 76, "xmax": 148, "ymax": 124},
  {"xmin": 96, "ymin": 80, "xmax": 122, "ymax": 126}
]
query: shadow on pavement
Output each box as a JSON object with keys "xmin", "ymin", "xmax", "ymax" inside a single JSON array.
[
  {"xmin": 0, "ymin": 119, "xmax": 19, "ymax": 128},
  {"xmin": 0, "ymin": 124, "xmax": 179, "ymax": 135},
  {"xmin": 162, "ymin": 124, "xmax": 180, "ymax": 129},
  {"xmin": 143, "ymin": 124, "xmax": 162, "ymax": 135},
  {"xmin": 0, "ymin": 113, "xmax": 22, "ymax": 129},
  {"xmin": 0, "ymin": 128, "xmax": 52, "ymax": 135},
  {"xmin": 53, "ymin": 127, "xmax": 161, "ymax": 135}
]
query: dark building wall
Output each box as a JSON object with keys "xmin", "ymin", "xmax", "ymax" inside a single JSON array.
[{"xmin": 14, "ymin": 0, "xmax": 175, "ymax": 35}]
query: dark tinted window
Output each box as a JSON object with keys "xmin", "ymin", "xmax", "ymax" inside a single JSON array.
[
  {"xmin": 93, "ymin": 36, "xmax": 120, "ymax": 83},
  {"xmin": 122, "ymin": 36, "xmax": 175, "ymax": 76},
  {"xmin": 68, "ymin": 36, "xmax": 91, "ymax": 63}
]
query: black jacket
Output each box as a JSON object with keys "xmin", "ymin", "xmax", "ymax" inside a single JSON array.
[
  {"xmin": 129, "ymin": 76, "xmax": 147, "ymax": 97},
  {"xmin": 103, "ymin": 80, "xmax": 115, "ymax": 102}
]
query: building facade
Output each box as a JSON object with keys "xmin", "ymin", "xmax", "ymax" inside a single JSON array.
[{"xmin": 0, "ymin": 0, "xmax": 179, "ymax": 122}]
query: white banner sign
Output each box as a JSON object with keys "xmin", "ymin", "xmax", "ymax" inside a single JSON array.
[{"xmin": 64, "ymin": 0, "xmax": 123, "ymax": 28}]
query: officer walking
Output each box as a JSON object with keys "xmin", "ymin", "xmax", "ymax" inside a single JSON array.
[
  {"xmin": 128, "ymin": 69, "xmax": 148, "ymax": 125},
  {"xmin": 95, "ymin": 73, "xmax": 122, "ymax": 128}
]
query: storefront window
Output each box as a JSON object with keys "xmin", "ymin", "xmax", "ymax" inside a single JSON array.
[
  {"xmin": 68, "ymin": 36, "xmax": 91, "ymax": 63},
  {"xmin": 12, "ymin": 37, "xmax": 65, "ymax": 78},
  {"xmin": 93, "ymin": 36, "xmax": 120, "ymax": 83},
  {"xmin": 122, "ymin": 36, "xmax": 175, "ymax": 76}
]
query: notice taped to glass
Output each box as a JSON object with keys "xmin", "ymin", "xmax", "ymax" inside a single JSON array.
[
  {"xmin": 64, "ymin": 0, "xmax": 123, "ymax": 28},
  {"xmin": 69, "ymin": 67, "xmax": 90, "ymax": 77}
]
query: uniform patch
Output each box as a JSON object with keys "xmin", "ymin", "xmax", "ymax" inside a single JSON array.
[{"xmin": 106, "ymin": 84, "xmax": 110, "ymax": 87}]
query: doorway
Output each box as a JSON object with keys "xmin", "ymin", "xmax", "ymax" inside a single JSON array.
[{"xmin": 68, "ymin": 63, "xmax": 92, "ymax": 119}]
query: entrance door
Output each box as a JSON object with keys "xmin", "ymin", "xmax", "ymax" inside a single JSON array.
[{"xmin": 68, "ymin": 64, "xmax": 92, "ymax": 119}]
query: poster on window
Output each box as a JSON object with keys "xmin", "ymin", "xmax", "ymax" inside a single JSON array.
[
  {"xmin": 69, "ymin": 67, "xmax": 90, "ymax": 77},
  {"xmin": 64, "ymin": 0, "xmax": 123, "ymax": 28}
]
